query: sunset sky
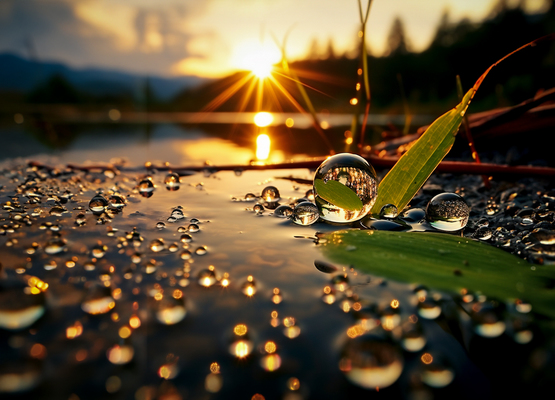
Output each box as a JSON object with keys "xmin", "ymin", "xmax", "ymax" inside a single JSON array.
[{"xmin": 0, "ymin": 0, "xmax": 549, "ymax": 78}]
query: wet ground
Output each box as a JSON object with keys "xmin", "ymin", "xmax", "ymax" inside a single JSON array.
[
  {"xmin": 1, "ymin": 119, "xmax": 555, "ymax": 400},
  {"xmin": 0, "ymin": 154, "xmax": 554, "ymax": 400}
]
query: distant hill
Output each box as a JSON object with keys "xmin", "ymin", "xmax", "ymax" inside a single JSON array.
[{"xmin": 0, "ymin": 52, "xmax": 208, "ymax": 101}]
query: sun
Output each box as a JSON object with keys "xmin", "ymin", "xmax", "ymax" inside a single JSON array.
[{"xmin": 232, "ymin": 39, "xmax": 280, "ymax": 79}]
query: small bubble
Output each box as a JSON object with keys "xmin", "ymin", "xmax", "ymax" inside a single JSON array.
[
  {"xmin": 274, "ymin": 204, "xmax": 293, "ymax": 218},
  {"xmin": 89, "ymin": 194, "xmax": 108, "ymax": 215},
  {"xmin": 108, "ymin": 194, "xmax": 126, "ymax": 210},
  {"xmin": 138, "ymin": 177, "xmax": 155, "ymax": 197}
]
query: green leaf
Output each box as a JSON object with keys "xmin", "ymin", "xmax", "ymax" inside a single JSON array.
[
  {"xmin": 370, "ymin": 88, "xmax": 474, "ymax": 215},
  {"xmin": 314, "ymin": 179, "xmax": 363, "ymax": 211},
  {"xmin": 321, "ymin": 230, "xmax": 555, "ymax": 319}
]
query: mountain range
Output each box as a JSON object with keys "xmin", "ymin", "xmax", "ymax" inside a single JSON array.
[{"xmin": 0, "ymin": 52, "xmax": 208, "ymax": 100}]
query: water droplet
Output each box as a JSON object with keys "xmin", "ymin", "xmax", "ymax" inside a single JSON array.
[
  {"xmin": 331, "ymin": 274, "xmax": 349, "ymax": 292},
  {"xmin": 0, "ymin": 279, "xmax": 46, "ymax": 330},
  {"xmin": 426, "ymin": 192, "xmax": 470, "ymax": 232},
  {"xmin": 195, "ymin": 246, "xmax": 208, "ymax": 255},
  {"xmin": 188, "ymin": 223, "xmax": 200, "ymax": 233},
  {"xmin": 156, "ymin": 222, "xmax": 166, "ymax": 230},
  {"xmin": 150, "ymin": 239, "xmax": 165, "ymax": 252},
  {"xmin": 473, "ymin": 226, "xmax": 493, "ymax": 240},
  {"xmin": 168, "ymin": 243, "xmax": 179, "ymax": 253},
  {"xmin": 274, "ymin": 205, "xmax": 293, "ymax": 218},
  {"xmin": 291, "ymin": 201, "xmax": 319, "ymax": 226},
  {"xmin": 198, "ymin": 268, "xmax": 217, "ymax": 287},
  {"xmin": 89, "ymin": 194, "xmax": 108, "ymax": 215},
  {"xmin": 261, "ymin": 186, "xmax": 281, "ymax": 202},
  {"xmin": 339, "ymin": 334, "xmax": 403, "ymax": 390},
  {"xmin": 401, "ymin": 321, "xmax": 426, "ymax": 352},
  {"xmin": 180, "ymin": 233, "xmax": 193, "ymax": 243},
  {"xmin": 314, "ymin": 153, "xmax": 378, "ymax": 223},
  {"xmin": 419, "ymin": 352, "xmax": 455, "ymax": 388},
  {"xmin": 138, "ymin": 177, "xmax": 155, "ymax": 197},
  {"xmin": 91, "ymin": 243, "xmax": 107, "ymax": 259},
  {"xmin": 471, "ymin": 301, "xmax": 506, "ymax": 338},
  {"xmin": 253, "ymin": 203, "xmax": 264, "ymax": 214},
  {"xmin": 379, "ymin": 204, "xmax": 398, "ymax": 219},
  {"xmin": 108, "ymin": 194, "xmax": 126, "ymax": 210},
  {"xmin": 241, "ymin": 276, "xmax": 256, "ymax": 297},
  {"xmin": 164, "ymin": 173, "xmax": 181, "ymax": 191},
  {"xmin": 156, "ymin": 296, "xmax": 187, "ymax": 325},
  {"xmin": 417, "ymin": 299, "xmax": 442, "ymax": 320},
  {"xmin": 44, "ymin": 237, "xmax": 67, "ymax": 255},
  {"xmin": 167, "ymin": 207, "xmax": 185, "ymax": 222},
  {"xmin": 81, "ymin": 284, "xmax": 115, "ymax": 315}
]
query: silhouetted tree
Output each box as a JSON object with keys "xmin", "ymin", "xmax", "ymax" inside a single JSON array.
[
  {"xmin": 325, "ymin": 38, "xmax": 337, "ymax": 60},
  {"xmin": 385, "ymin": 16, "xmax": 411, "ymax": 56}
]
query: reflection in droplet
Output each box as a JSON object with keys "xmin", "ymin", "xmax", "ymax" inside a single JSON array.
[
  {"xmin": 340, "ymin": 334, "xmax": 404, "ymax": 390},
  {"xmin": 274, "ymin": 205, "xmax": 294, "ymax": 218},
  {"xmin": 379, "ymin": 204, "xmax": 399, "ymax": 219},
  {"xmin": 81, "ymin": 285, "xmax": 115, "ymax": 315},
  {"xmin": 138, "ymin": 177, "xmax": 155, "ymax": 197},
  {"xmin": 108, "ymin": 194, "xmax": 126, "ymax": 210},
  {"xmin": 107, "ymin": 344, "xmax": 134, "ymax": 365},
  {"xmin": 156, "ymin": 222, "xmax": 166, "ymax": 230},
  {"xmin": 168, "ymin": 207, "xmax": 185, "ymax": 222},
  {"xmin": 91, "ymin": 243, "xmax": 107, "ymax": 259},
  {"xmin": 426, "ymin": 193, "xmax": 470, "ymax": 232},
  {"xmin": 472, "ymin": 302, "xmax": 506, "ymax": 338},
  {"xmin": 253, "ymin": 203, "xmax": 264, "ymax": 214},
  {"xmin": 164, "ymin": 173, "xmax": 181, "ymax": 191},
  {"xmin": 241, "ymin": 276, "xmax": 256, "ymax": 297},
  {"xmin": 188, "ymin": 223, "xmax": 200, "ymax": 233},
  {"xmin": 401, "ymin": 321, "xmax": 426, "ymax": 352},
  {"xmin": 89, "ymin": 194, "xmax": 108, "ymax": 215},
  {"xmin": 291, "ymin": 201, "xmax": 319, "ymax": 226},
  {"xmin": 313, "ymin": 153, "xmax": 378, "ymax": 223},
  {"xmin": 261, "ymin": 186, "xmax": 281, "ymax": 202},
  {"xmin": 198, "ymin": 268, "xmax": 217, "ymax": 287}
]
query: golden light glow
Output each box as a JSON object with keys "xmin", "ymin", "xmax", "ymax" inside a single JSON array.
[
  {"xmin": 285, "ymin": 118, "xmax": 294, "ymax": 128},
  {"xmin": 210, "ymin": 362, "xmax": 220, "ymax": 374},
  {"xmin": 119, "ymin": 326, "xmax": 132, "ymax": 339},
  {"xmin": 232, "ymin": 39, "xmax": 280, "ymax": 78},
  {"xmin": 421, "ymin": 353, "xmax": 433, "ymax": 364},
  {"xmin": 391, "ymin": 299, "xmax": 400, "ymax": 309},
  {"xmin": 254, "ymin": 112, "xmax": 273, "ymax": 127},
  {"xmin": 256, "ymin": 134, "xmax": 271, "ymax": 160},
  {"xmin": 234, "ymin": 324, "xmax": 248, "ymax": 336},
  {"xmin": 66, "ymin": 322, "xmax": 83, "ymax": 339},
  {"xmin": 230, "ymin": 340, "xmax": 253, "ymax": 358},
  {"xmin": 264, "ymin": 341, "xmax": 277, "ymax": 354},
  {"xmin": 260, "ymin": 354, "xmax": 281, "ymax": 371},
  {"xmin": 350, "ymin": 98, "xmax": 358, "ymax": 105}
]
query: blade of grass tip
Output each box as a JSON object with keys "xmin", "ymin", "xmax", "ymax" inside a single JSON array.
[
  {"xmin": 357, "ymin": 0, "xmax": 373, "ymax": 152},
  {"xmin": 397, "ymin": 73, "xmax": 412, "ymax": 135},
  {"xmin": 456, "ymin": 75, "xmax": 490, "ymax": 189},
  {"xmin": 370, "ymin": 34, "xmax": 555, "ymax": 215},
  {"xmin": 274, "ymin": 32, "xmax": 336, "ymax": 155}
]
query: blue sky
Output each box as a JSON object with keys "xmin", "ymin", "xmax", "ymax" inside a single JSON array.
[{"xmin": 0, "ymin": 0, "xmax": 549, "ymax": 78}]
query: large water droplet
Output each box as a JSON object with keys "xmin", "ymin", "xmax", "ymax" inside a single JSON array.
[
  {"xmin": 198, "ymin": 268, "xmax": 217, "ymax": 287},
  {"xmin": 108, "ymin": 194, "xmax": 126, "ymax": 210},
  {"xmin": 164, "ymin": 173, "xmax": 180, "ymax": 191},
  {"xmin": 419, "ymin": 352, "xmax": 455, "ymax": 388},
  {"xmin": 89, "ymin": 194, "xmax": 108, "ymax": 215},
  {"xmin": 426, "ymin": 192, "xmax": 470, "ymax": 232},
  {"xmin": 261, "ymin": 186, "xmax": 280, "ymax": 202},
  {"xmin": 314, "ymin": 153, "xmax": 378, "ymax": 223},
  {"xmin": 290, "ymin": 201, "xmax": 319, "ymax": 226},
  {"xmin": 471, "ymin": 301, "xmax": 506, "ymax": 338},
  {"xmin": 340, "ymin": 334, "xmax": 404, "ymax": 390},
  {"xmin": 150, "ymin": 239, "xmax": 165, "ymax": 252},
  {"xmin": 138, "ymin": 177, "xmax": 155, "ymax": 197}
]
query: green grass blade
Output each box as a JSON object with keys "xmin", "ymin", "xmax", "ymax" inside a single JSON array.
[
  {"xmin": 370, "ymin": 88, "xmax": 474, "ymax": 214},
  {"xmin": 314, "ymin": 179, "xmax": 363, "ymax": 211},
  {"xmin": 321, "ymin": 230, "xmax": 555, "ymax": 318}
]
